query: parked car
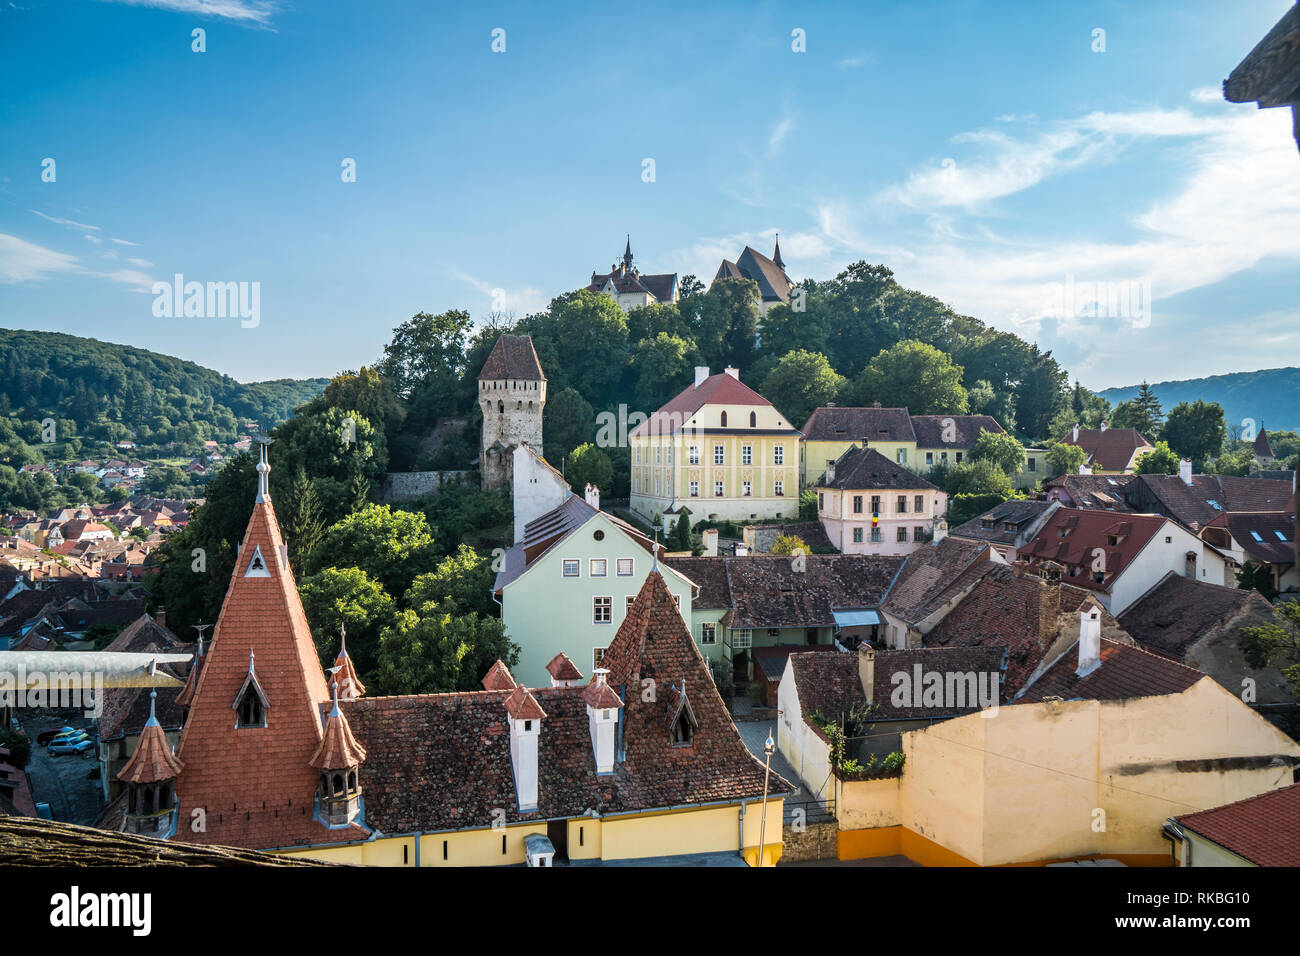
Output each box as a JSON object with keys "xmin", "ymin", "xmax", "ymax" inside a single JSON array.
[
  {"xmin": 48, "ymin": 738, "xmax": 94, "ymax": 755},
  {"xmin": 37, "ymin": 726, "xmax": 77, "ymax": 745},
  {"xmin": 47, "ymin": 731, "xmax": 88, "ymax": 747}
]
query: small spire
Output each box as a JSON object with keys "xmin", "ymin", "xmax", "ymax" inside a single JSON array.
[
  {"xmin": 623, "ymin": 234, "xmax": 633, "ymax": 271},
  {"xmin": 145, "ymin": 689, "xmax": 159, "ymax": 727},
  {"xmin": 773, "ymin": 232, "xmax": 786, "ymax": 270},
  {"xmin": 652, "ymin": 531, "xmax": 660, "ymax": 572},
  {"xmin": 330, "ymin": 677, "xmax": 341, "ymax": 719},
  {"xmin": 248, "ymin": 649, "xmax": 255, "ymax": 674},
  {"xmin": 254, "ymin": 435, "xmax": 274, "ymax": 503},
  {"xmin": 339, "ymin": 623, "xmax": 348, "ymax": 658}
]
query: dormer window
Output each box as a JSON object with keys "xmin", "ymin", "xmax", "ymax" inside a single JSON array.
[
  {"xmin": 233, "ymin": 651, "xmax": 269, "ymax": 728},
  {"xmin": 672, "ymin": 711, "xmax": 693, "ymax": 745},
  {"xmin": 244, "ymin": 544, "xmax": 271, "ymax": 578},
  {"xmin": 666, "ymin": 681, "xmax": 698, "ymax": 748}
]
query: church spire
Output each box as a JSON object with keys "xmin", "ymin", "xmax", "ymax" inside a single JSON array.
[
  {"xmin": 773, "ymin": 233, "xmax": 786, "ymax": 271},
  {"xmin": 254, "ymin": 435, "xmax": 273, "ymax": 503},
  {"xmin": 623, "ymin": 235, "xmax": 634, "ymax": 272}
]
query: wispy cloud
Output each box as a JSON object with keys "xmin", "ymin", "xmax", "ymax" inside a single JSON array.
[
  {"xmin": 32, "ymin": 210, "xmax": 99, "ymax": 231},
  {"xmin": 448, "ymin": 267, "xmax": 547, "ymax": 317},
  {"xmin": 0, "ymin": 234, "xmax": 80, "ymax": 283},
  {"xmin": 837, "ymin": 54, "xmax": 871, "ymax": 70},
  {"xmin": 99, "ymin": 0, "xmax": 278, "ymax": 27},
  {"xmin": 95, "ymin": 268, "xmax": 159, "ymax": 293},
  {"xmin": 128, "ymin": 257, "xmax": 154, "ymax": 268},
  {"xmin": 767, "ymin": 115, "xmax": 795, "ymax": 157},
  {"xmin": 110, "ymin": 237, "xmax": 138, "ymax": 246},
  {"xmin": 84, "ymin": 234, "xmax": 103, "ymax": 244}
]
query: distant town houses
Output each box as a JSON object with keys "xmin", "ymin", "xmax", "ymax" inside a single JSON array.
[
  {"xmin": 1057, "ymin": 422, "xmax": 1155, "ymax": 474},
  {"xmin": 811, "ymin": 445, "xmax": 946, "ymax": 555},
  {"xmin": 587, "ymin": 238, "xmax": 679, "ymax": 312}
]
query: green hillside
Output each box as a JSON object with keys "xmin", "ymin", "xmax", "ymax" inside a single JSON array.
[{"xmin": 1097, "ymin": 367, "xmax": 1300, "ymax": 434}]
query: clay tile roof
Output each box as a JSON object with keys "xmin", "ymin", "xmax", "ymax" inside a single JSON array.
[
  {"xmin": 310, "ymin": 707, "xmax": 367, "ymax": 770},
  {"xmin": 1175, "ymin": 783, "xmax": 1300, "ymax": 867},
  {"xmin": 660, "ymin": 557, "xmax": 732, "ymax": 608},
  {"xmin": 715, "ymin": 554, "xmax": 903, "ymax": 629},
  {"xmin": 1015, "ymin": 638, "xmax": 1205, "ymax": 703},
  {"xmin": 909, "ymin": 414, "xmax": 1005, "ymax": 448},
  {"xmin": 481, "ymin": 659, "xmax": 517, "ymax": 691},
  {"xmin": 1022, "ymin": 508, "xmax": 1166, "ymax": 595},
  {"xmin": 1118, "ymin": 573, "xmax": 1269, "ymax": 660},
  {"xmin": 1224, "ymin": 511, "xmax": 1296, "ymax": 564},
  {"xmin": 477, "ymin": 333, "xmax": 545, "ymax": 381},
  {"xmin": 504, "ymin": 685, "xmax": 548, "ymax": 721},
  {"xmin": 546, "ymin": 652, "xmax": 584, "ymax": 682},
  {"xmin": 801, "ymin": 406, "xmax": 914, "ymax": 443},
  {"xmin": 117, "ymin": 706, "xmax": 184, "ymax": 784},
  {"xmin": 880, "ymin": 537, "xmax": 997, "ymax": 626},
  {"xmin": 583, "ymin": 679, "xmax": 623, "ymax": 710},
  {"xmin": 815, "ymin": 445, "xmax": 939, "ymax": 491},
  {"xmin": 331, "ymin": 643, "xmax": 366, "ymax": 699},
  {"xmin": 629, "ymin": 371, "xmax": 790, "ymax": 439},
  {"xmin": 1253, "ymin": 428, "xmax": 1274, "ymax": 458},
  {"xmin": 1059, "ymin": 427, "xmax": 1153, "ymax": 471},
  {"xmin": 950, "ymin": 499, "xmax": 1056, "ymax": 546}
]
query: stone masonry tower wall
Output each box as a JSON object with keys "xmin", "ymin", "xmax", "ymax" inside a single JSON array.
[{"xmin": 477, "ymin": 334, "xmax": 546, "ymax": 491}]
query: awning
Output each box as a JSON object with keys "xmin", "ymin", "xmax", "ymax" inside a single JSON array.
[{"xmin": 832, "ymin": 610, "xmax": 880, "ymax": 628}]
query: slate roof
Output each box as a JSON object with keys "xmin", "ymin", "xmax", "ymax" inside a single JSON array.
[
  {"xmin": 344, "ymin": 571, "xmax": 792, "ymax": 834},
  {"xmin": 950, "ymin": 499, "xmax": 1056, "ymax": 548},
  {"xmin": 477, "ymin": 333, "xmax": 546, "ymax": 382},
  {"xmin": 1118, "ymin": 572, "xmax": 1271, "ymax": 661},
  {"xmin": 814, "ymin": 445, "xmax": 938, "ymax": 492},
  {"xmin": 629, "ymin": 371, "xmax": 793, "ymax": 439},
  {"xmin": 879, "ymin": 537, "xmax": 997, "ymax": 626},
  {"xmin": 1015, "ymin": 639, "xmax": 1204, "ymax": 703},
  {"xmin": 788, "ymin": 646, "xmax": 1009, "ymax": 722},
  {"xmin": 661, "ymin": 554, "xmax": 904, "ymax": 626},
  {"xmin": 909, "ymin": 414, "xmax": 1005, "ymax": 448},
  {"xmin": 713, "ymin": 246, "xmax": 792, "ymax": 304},
  {"xmin": 1045, "ymin": 473, "xmax": 1138, "ymax": 511},
  {"xmin": 1059, "ymin": 427, "xmax": 1153, "ymax": 471},
  {"xmin": 801, "ymin": 406, "xmax": 915, "ymax": 443},
  {"xmin": 1022, "ymin": 508, "xmax": 1167, "ymax": 596},
  {"xmin": 1176, "ymin": 783, "xmax": 1300, "ymax": 867}
]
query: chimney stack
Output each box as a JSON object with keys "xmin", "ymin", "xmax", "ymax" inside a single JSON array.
[
  {"xmin": 1072, "ymin": 423, "xmax": 1080, "ymax": 443},
  {"xmin": 584, "ymin": 669, "xmax": 622, "ymax": 774},
  {"xmin": 826, "ymin": 461, "xmax": 836, "ymax": 483},
  {"xmin": 1179, "ymin": 459, "xmax": 1193, "ymax": 486},
  {"xmin": 932, "ymin": 515, "xmax": 947, "ymax": 544},
  {"xmin": 505, "ymin": 686, "xmax": 546, "ymax": 812},
  {"xmin": 1099, "ymin": 421, "xmax": 1108, "ymax": 432},
  {"xmin": 858, "ymin": 644, "xmax": 876, "ymax": 704},
  {"xmin": 702, "ymin": 528, "xmax": 719, "ymax": 557},
  {"xmin": 584, "ymin": 483, "xmax": 600, "ymax": 510},
  {"xmin": 723, "ymin": 366, "xmax": 740, "ymax": 380},
  {"xmin": 1078, "ymin": 463, "xmax": 1092, "ymax": 475},
  {"xmin": 694, "ymin": 366, "xmax": 709, "ymax": 388},
  {"xmin": 734, "ymin": 543, "xmax": 748, "ymax": 557},
  {"xmin": 154, "ymin": 606, "xmax": 166, "ymax": 629},
  {"xmin": 1076, "ymin": 606, "xmax": 1102, "ymax": 676}
]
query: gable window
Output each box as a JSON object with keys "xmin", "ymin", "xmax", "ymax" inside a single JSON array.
[
  {"xmin": 593, "ymin": 596, "xmax": 612, "ymax": 623},
  {"xmin": 244, "ymin": 544, "xmax": 271, "ymax": 578},
  {"xmin": 720, "ymin": 411, "xmax": 728, "ymax": 427},
  {"xmin": 853, "ymin": 527, "xmax": 863, "ymax": 543},
  {"xmin": 714, "ymin": 445, "xmax": 725, "ymax": 465},
  {"xmin": 742, "ymin": 445, "xmax": 752, "ymax": 465},
  {"xmin": 616, "ymin": 558, "xmax": 634, "ymax": 576},
  {"xmin": 774, "ymin": 445, "xmax": 785, "ymax": 465},
  {"xmin": 689, "ymin": 446, "xmax": 700, "ymax": 465},
  {"xmin": 562, "ymin": 559, "xmax": 580, "ymax": 577},
  {"xmin": 590, "ymin": 559, "xmax": 607, "ymax": 577},
  {"xmin": 701, "ymin": 623, "xmax": 717, "ymax": 645},
  {"xmin": 672, "ymin": 710, "xmax": 694, "ymax": 746},
  {"xmin": 236, "ymin": 688, "xmax": 265, "ymax": 728}
]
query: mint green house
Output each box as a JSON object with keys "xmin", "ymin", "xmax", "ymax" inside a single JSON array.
[{"xmin": 494, "ymin": 491, "xmax": 699, "ymax": 686}]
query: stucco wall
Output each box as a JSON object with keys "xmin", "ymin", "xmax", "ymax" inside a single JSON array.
[{"xmin": 377, "ymin": 471, "xmax": 474, "ymax": 503}]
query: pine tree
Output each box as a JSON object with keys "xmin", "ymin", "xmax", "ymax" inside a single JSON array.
[
  {"xmin": 672, "ymin": 512, "xmax": 692, "ymax": 552},
  {"xmin": 1133, "ymin": 381, "xmax": 1164, "ymax": 437},
  {"xmin": 284, "ymin": 468, "xmax": 325, "ymax": 577}
]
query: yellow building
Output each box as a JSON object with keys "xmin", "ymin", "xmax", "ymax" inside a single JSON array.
[{"xmin": 630, "ymin": 366, "xmax": 802, "ymax": 531}]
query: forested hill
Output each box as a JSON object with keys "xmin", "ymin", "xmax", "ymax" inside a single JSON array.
[
  {"xmin": 0, "ymin": 328, "xmax": 328, "ymax": 445},
  {"xmin": 1097, "ymin": 367, "xmax": 1300, "ymax": 433}
]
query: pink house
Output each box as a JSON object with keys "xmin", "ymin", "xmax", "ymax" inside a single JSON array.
[{"xmin": 814, "ymin": 445, "xmax": 947, "ymax": 556}]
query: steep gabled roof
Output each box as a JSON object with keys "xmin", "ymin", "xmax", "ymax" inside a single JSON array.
[
  {"xmin": 909, "ymin": 414, "xmax": 1005, "ymax": 448},
  {"xmin": 1253, "ymin": 428, "xmax": 1274, "ymax": 458},
  {"xmin": 477, "ymin": 333, "xmax": 546, "ymax": 382},
  {"xmin": 1176, "ymin": 783, "xmax": 1300, "ymax": 867},
  {"xmin": 1046, "ymin": 473, "xmax": 1138, "ymax": 511},
  {"xmin": 629, "ymin": 371, "xmax": 791, "ymax": 439},
  {"xmin": 1137, "ymin": 474, "xmax": 1293, "ymax": 530},
  {"xmin": 880, "ymin": 537, "xmax": 997, "ymax": 626},
  {"xmin": 814, "ymin": 445, "xmax": 938, "ymax": 492},
  {"xmin": 546, "ymin": 652, "xmax": 584, "ymax": 683},
  {"xmin": 801, "ymin": 406, "xmax": 914, "ymax": 443},
  {"xmin": 1021, "ymin": 508, "xmax": 1167, "ymax": 595},
  {"xmin": 1058, "ymin": 427, "xmax": 1153, "ymax": 471},
  {"xmin": 728, "ymin": 246, "xmax": 792, "ymax": 303}
]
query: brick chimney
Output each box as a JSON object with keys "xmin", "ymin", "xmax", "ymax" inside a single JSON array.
[
  {"xmin": 1038, "ymin": 574, "xmax": 1060, "ymax": 650},
  {"xmin": 858, "ymin": 644, "xmax": 876, "ymax": 704}
]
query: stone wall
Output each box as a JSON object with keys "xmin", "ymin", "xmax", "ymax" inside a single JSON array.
[
  {"xmin": 377, "ymin": 471, "xmax": 474, "ymax": 504},
  {"xmin": 781, "ymin": 819, "xmax": 838, "ymax": 862}
]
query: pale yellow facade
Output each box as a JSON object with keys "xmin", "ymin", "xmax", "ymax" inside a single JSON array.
[{"xmin": 802, "ymin": 438, "xmax": 914, "ymax": 487}]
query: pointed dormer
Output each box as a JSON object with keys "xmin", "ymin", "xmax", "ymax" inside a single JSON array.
[
  {"xmin": 504, "ymin": 685, "xmax": 546, "ymax": 812},
  {"xmin": 173, "ymin": 436, "xmax": 345, "ymax": 849},
  {"xmin": 311, "ymin": 683, "xmax": 367, "ymax": 828},
  {"xmin": 330, "ymin": 624, "xmax": 366, "ymax": 700},
  {"xmin": 118, "ymin": 690, "xmax": 184, "ymax": 839},
  {"xmin": 546, "ymin": 652, "xmax": 584, "ymax": 688}
]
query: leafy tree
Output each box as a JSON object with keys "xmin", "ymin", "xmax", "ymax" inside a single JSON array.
[
  {"xmin": 760, "ymin": 350, "xmax": 845, "ymax": 428},
  {"xmin": 1207, "ymin": 446, "xmax": 1255, "ymax": 477},
  {"xmin": 374, "ymin": 603, "xmax": 519, "ymax": 695},
  {"xmin": 306, "ymin": 503, "xmax": 438, "ymax": 599},
  {"xmin": 967, "ymin": 379, "xmax": 1016, "ymax": 434},
  {"xmin": 1162, "ymin": 400, "xmax": 1227, "ymax": 466},
  {"xmin": 377, "ymin": 309, "xmax": 474, "ymax": 402},
  {"xmin": 422, "ymin": 481, "xmax": 511, "ymax": 553},
  {"xmin": 543, "ymin": 387, "xmax": 595, "ymax": 462},
  {"xmin": 1134, "ymin": 440, "xmax": 1181, "ymax": 475},
  {"xmin": 1239, "ymin": 600, "xmax": 1300, "ymax": 702},
  {"xmin": 771, "ymin": 534, "xmax": 808, "ymax": 556},
  {"xmin": 299, "ymin": 566, "xmax": 395, "ymax": 677},
  {"xmin": 686, "ymin": 277, "xmax": 760, "ymax": 370},
  {"xmin": 566, "ymin": 442, "xmax": 613, "ymax": 496},
  {"xmin": 1045, "ymin": 441, "xmax": 1088, "ymax": 477},
  {"xmin": 968, "ymin": 430, "xmax": 1025, "ymax": 478},
  {"xmin": 305, "ymin": 367, "xmax": 406, "ymax": 435},
  {"xmin": 1236, "ymin": 562, "xmax": 1279, "ymax": 602},
  {"xmin": 799, "ymin": 487, "xmax": 818, "ymax": 520},
  {"xmin": 1109, "ymin": 381, "xmax": 1163, "ymax": 437},
  {"xmin": 844, "ymin": 340, "xmax": 969, "ymax": 414},
  {"xmin": 404, "ymin": 543, "xmax": 496, "ymax": 618},
  {"xmin": 631, "ymin": 332, "xmax": 699, "ymax": 412},
  {"xmin": 271, "ymin": 407, "xmax": 386, "ymax": 525},
  {"xmin": 516, "ymin": 291, "xmax": 629, "ymax": 408},
  {"xmin": 943, "ymin": 460, "xmax": 1012, "ymax": 497},
  {"xmin": 824, "ymin": 262, "xmax": 897, "ymax": 378}
]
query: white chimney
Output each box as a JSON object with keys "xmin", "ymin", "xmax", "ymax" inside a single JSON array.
[
  {"xmin": 505, "ymin": 687, "xmax": 545, "ymax": 812},
  {"xmin": 694, "ymin": 366, "xmax": 709, "ymax": 388},
  {"xmin": 1072, "ymin": 423, "xmax": 1080, "ymax": 442},
  {"xmin": 702, "ymin": 528, "xmax": 719, "ymax": 556},
  {"xmin": 723, "ymin": 366, "xmax": 740, "ymax": 380},
  {"xmin": 932, "ymin": 515, "xmax": 947, "ymax": 544},
  {"xmin": 585, "ymin": 669, "xmax": 621, "ymax": 774},
  {"xmin": 1078, "ymin": 463, "xmax": 1092, "ymax": 475},
  {"xmin": 826, "ymin": 462, "xmax": 836, "ymax": 483},
  {"xmin": 1099, "ymin": 421, "xmax": 1108, "ymax": 432},
  {"xmin": 584, "ymin": 482, "xmax": 600, "ymax": 510},
  {"xmin": 858, "ymin": 644, "xmax": 876, "ymax": 704},
  {"xmin": 734, "ymin": 543, "xmax": 748, "ymax": 556},
  {"xmin": 1179, "ymin": 459, "xmax": 1193, "ymax": 486},
  {"xmin": 1076, "ymin": 607, "xmax": 1102, "ymax": 677}
]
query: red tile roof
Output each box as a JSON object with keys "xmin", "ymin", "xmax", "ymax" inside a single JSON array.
[
  {"xmin": 1022, "ymin": 508, "xmax": 1167, "ymax": 595},
  {"xmin": 1015, "ymin": 638, "xmax": 1204, "ymax": 703},
  {"xmin": 477, "ymin": 333, "xmax": 545, "ymax": 381},
  {"xmin": 481, "ymin": 659, "xmax": 516, "ymax": 691},
  {"xmin": 117, "ymin": 710, "xmax": 184, "ymax": 785},
  {"xmin": 1176, "ymin": 783, "xmax": 1300, "ymax": 866},
  {"xmin": 546, "ymin": 652, "xmax": 584, "ymax": 682},
  {"xmin": 801, "ymin": 406, "xmax": 915, "ymax": 443},
  {"xmin": 309, "ymin": 706, "xmax": 367, "ymax": 770},
  {"xmin": 630, "ymin": 372, "xmax": 790, "ymax": 439},
  {"xmin": 503, "ymin": 685, "xmax": 547, "ymax": 721},
  {"xmin": 1059, "ymin": 427, "xmax": 1153, "ymax": 471},
  {"xmin": 1117, "ymin": 572, "xmax": 1270, "ymax": 660}
]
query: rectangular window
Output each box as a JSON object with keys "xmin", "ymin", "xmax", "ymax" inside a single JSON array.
[
  {"xmin": 714, "ymin": 444, "xmax": 725, "ymax": 466},
  {"xmin": 897, "ymin": 527, "xmax": 908, "ymax": 542},
  {"xmin": 655, "ymin": 447, "xmax": 661, "ymax": 464},
  {"xmin": 870, "ymin": 495, "xmax": 881, "ymax": 514},
  {"xmin": 732, "ymin": 629, "xmax": 752, "ymax": 649},
  {"xmin": 774, "ymin": 479, "xmax": 784, "ymax": 496},
  {"xmin": 897, "ymin": 448, "xmax": 907, "ymax": 464},
  {"xmin": 853, "ymin": 495, "xmax": 863, "ymax": 514},
  {"xmin": 914, "ymin": 526, "xmax": 924, "ymax": 541},
  {"xmin": 871, "ymin": 528, "xmax": 882, "ymax": 543},
  {"xmin": 956, "ymin": 452, "xmax": 964, "ymax": 463},
  {"xmin": 701, "ymin": 623, "xmax": 717, "ymax": 645},
  {"xmin": 926, "ymin": 451, "xmax": 935, "ymax": 465},
  {"xmin": 592, "ymin": 646, "xmax": 606, "ymax": 669},
  {"xmin": 818, "ymin": 493, "xmax": 824, "ymax": 510},
  {"xmin": 914, "ymin": 495, "xmax": 924, "ymax": 512},
  {"xmin": 590, "ymin": 558, "xmax": 607, "ymax": 577},
  {"xmin": 667, "ymin": 447, "xmax": 673, "ymax": 464},
  {"xmin": 852, "ymin": 527, "xmax": 863, "ymax": 543},
  {"xmin": 897, "ymin": 495, "xmax": 907, "ymax": 513},
  {"xmin": 715, "ymin": 480, "xmax": 724, "ymax": 497},
  {"xmin": 689, "ymin": 481, "xmax": 699, "ymax": 497},
  {"xmin": 742, "ymin": 480, "xmax": 752, "ymax": 497},
  {"xmin": 1027, "ymin": 457, "xmax": 1036, "ymax": 472},
  {"xmin": 593, "ymin": 596, "xmax": 612, "ymax": 623},
  {"xmin": 774, "ymin": 445, "xmax": 785, "ymax": 465},
  {"xmin": 562, "ymin": 559, "xmax": 580, "ymax": 578},
  {"xmin": 616, "ymin": 558, "xmax": 634, "ymax": 576},
  {"xmin": 689, "ymin": 446, "xmax": 700, "ymax": 465},
  {"xmin": 941, "ymin": 451, "xmax": 948, "ymax": 462},
  {"xmin": 626, "ymin": 595, "xmax": 635, "ymax": 613},
  {"xmin": 742, "ymin": 445, "xmax": 752, "ymax": 465}
]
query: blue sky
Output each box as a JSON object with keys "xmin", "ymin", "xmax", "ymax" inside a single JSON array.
[{"xmin": 1, "ymin": 0, "xmax": 1297, "ymax": 390}]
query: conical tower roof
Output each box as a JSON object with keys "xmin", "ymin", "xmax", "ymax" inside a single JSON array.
[{"xmin": 118, "ymin": 691, "xmax": 184, "ymax": 784}]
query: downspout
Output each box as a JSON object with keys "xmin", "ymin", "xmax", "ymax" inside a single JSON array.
[
  {"xmin": 737, "ymin": 799, "xmax": 747, "ymax": 862},
  {"xmin": 414, "ymin": 831, "xmax": 422, "ymax": 868}
]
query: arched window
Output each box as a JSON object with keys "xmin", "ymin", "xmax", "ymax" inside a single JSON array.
[
  {"xmin": 237, "ymin": 693, "xmax": 263, "ymax": 727},
  {"xmin": 720, "ymin": 411, "xmax": 728, "ymax": 427},
  {"xmin": 749, "ymin": 411, "xmax": 757, "ymax": 427}
]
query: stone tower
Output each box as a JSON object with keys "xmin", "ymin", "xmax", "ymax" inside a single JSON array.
[{"xmin": 478, "ymin": 333, "xmax": 546, "ymax": 491}]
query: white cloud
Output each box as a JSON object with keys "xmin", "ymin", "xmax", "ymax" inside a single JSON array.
[
  {"xmin": 0, "ymin": 233, "xmax": 79, "ymax": 283},
  {"xmin": 767, "ymin": 115, "xmax": 794, "ymax": 157},
  {"xmin": 95, "ymin": 268, "xmax": 159, "ymax": 293},
  {"xmin": 84, "ymin": 234, "xmax": 102, "ymax": 244},
  {"xmin": 110, "ymin": 237, "xmax": 138, "ymax": 246},
  {"xmin": 31, "ymin": 210, "xmax": 99, "ymax": 231},
  {"xmin": 1190, "ymin": 86, "xmax": 1223, "ymax": 104},
  {"xmin": 128, "ymin": 257, "xmax": 154, "ymax": 268},
  {"xmin": 837, "ymin": 54, "xmax": 870, "ymax": 70},
  {"xmin": 448, "ymin": 267, "xmax": 547, "ymax": 316},
  {"xmin": 99, "ymin": 0, "xmax": 277, "ymax": 26}
]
